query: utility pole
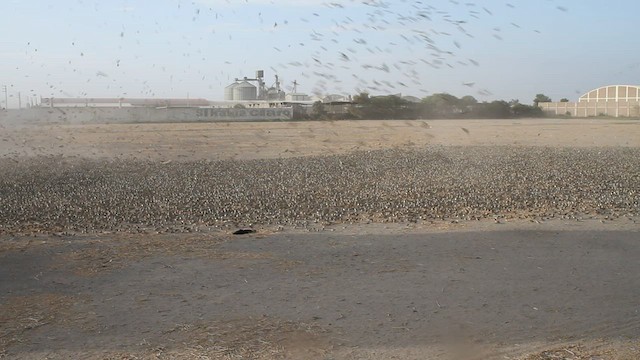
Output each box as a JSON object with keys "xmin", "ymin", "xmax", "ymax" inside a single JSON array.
[
  {"xmin": 18, "ymin": 92, "xmax": 21, "ymax": 109},
  {"xmin": 1, "ymin": 85, "xmax": 7, "ymax": 109}
]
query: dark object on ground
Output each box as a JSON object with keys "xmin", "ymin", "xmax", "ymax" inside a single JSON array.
[{"xmin": 233, "ymin": 229, "xmax": 256, "ymax": 235}]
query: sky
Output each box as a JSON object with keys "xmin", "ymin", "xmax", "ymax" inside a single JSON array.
[{"xmin": 1, "ymin": 0, "xmax": 639, "ymax": 107}]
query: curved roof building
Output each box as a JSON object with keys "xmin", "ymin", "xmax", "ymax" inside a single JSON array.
[
  {"xmin": 579, "ymin": 85, "xmax": 640, "ymax": 102},
  {"xmin": 539, "ymin": 85, "xmax": 640, "ymax": 117}
]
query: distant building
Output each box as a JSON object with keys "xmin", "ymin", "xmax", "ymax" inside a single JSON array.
[
  {"xmin": 285, "ymin": 93, "xmax": 310, "ymax": 102},
  {"xmin": 539, "ymin": 85, "xmax": 640, "ymax": 117},
  {"xmin": 41, "ymin": 98, "xmax": 211, "ymax": 108},
  {"xmin": 323, "ymin": 94, "xmax": 348, "ymax": 103}
]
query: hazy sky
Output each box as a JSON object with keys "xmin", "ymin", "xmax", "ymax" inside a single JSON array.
[{"xmin": 1, "ymin": 0, "xmax": 639, "ymax": 107}]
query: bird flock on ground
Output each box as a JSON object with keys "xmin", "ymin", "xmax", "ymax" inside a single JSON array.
[{"xmin": 0, "ymin": 147, "xmax": 637, "ymax": 234}]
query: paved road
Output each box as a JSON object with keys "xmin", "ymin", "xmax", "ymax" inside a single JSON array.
[{"xmin": 1, "ymin": 226, "xmax": 639, "ymax": 359}]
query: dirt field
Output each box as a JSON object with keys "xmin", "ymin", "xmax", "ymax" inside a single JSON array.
[
  {"xmin": 1, "ymin": 118, "xmax": 639, "ymax": 359},
  {"xmin": 1, "ymin": 118, "xmax": 638, "ymax": 161}
]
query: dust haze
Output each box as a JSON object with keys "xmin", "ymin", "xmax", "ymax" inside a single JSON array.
[{"xmin": 2, "ymin": 1, "xmax": 640, "ymax": 359}]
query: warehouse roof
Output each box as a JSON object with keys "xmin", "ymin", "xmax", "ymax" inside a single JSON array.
[{"xmin": 579, "ymin": 85, "xmax": 640, "ymax": 102}]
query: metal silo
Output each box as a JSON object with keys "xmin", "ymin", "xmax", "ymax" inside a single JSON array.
[
  {"xmin": 224, "ymin": 82, "xmax": 239, "ymax": 101},
  {"xmin": 233, "ymin": 81, "xmax": 257, "ymax": 101}
]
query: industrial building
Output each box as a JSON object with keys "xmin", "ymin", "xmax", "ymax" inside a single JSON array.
[
  {"xmin": 40, "ymin": 98, "xmax": 211, "ymax": 108},
  {"xmin": 13, "ymin": 70, "xmax": 316, "ymax": 123},
  {"xmin": 224, "ymin": 70, "xmax": 289, "ymax": 102},
  {"xmin": 224, "ymin": 71, "xmax": 314, "ymax": 107},
  {"xmin": 19, "ymin": 69, "xmax": 418, "ymax": 123},
  {"xmin": 36, "ymin": 70, "xmax": 313, "ymax": 109},
  {"xmin": 539, "ymin": 85, "xmax": 640, "ymax": 117}
]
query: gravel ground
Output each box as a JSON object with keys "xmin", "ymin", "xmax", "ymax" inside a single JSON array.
[{"xmin": 0, "ymin": 146, "xmax": 638, "ymax": 234}]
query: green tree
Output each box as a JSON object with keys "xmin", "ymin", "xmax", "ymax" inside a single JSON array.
[
  {"xmin": 352, "ymin": 92, "xmax": 370, "ymax": 104},
  {"xmin": 478, "ymin": 101, "xmax": 512, "ymax": 118},
  {"xmin": 533, "ymin": 94, "xmax": 552, "ymax": 106},
  {"xmin": 512, "ymin": 103, "xmax": 544, "ymax": 118},
  {"xmin": 352, "ymin": 95, "xmax": 415, "ymax": 119},
  {"xmin": 233, "ymin": 103, "xmax": 246, "ymax": 109},
  {"xmin": 348, "ymin": 93, "xmax": 373, "ymax": 119},
  {"xmin": 458, "ymin": 95, "xmax": 478, "ymax": 116},
  {"xmin": 460, "ymin": 95, "xmax": 478, "ymax": 107},
  {"xmin": 311, "ymin": 101, "xmax": 327, "ymax": 119},
  {"xmin": 421, "ymin": 93, "xmax": 460, "ymax": 118},
  {"xmin": 560, "ymin": 98, "xmax": 569, "ymax": 102}
]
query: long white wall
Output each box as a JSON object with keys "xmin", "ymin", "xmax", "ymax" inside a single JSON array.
[
  {"xmin": 0, "ymin": 107, "xmax": 293, "ymax": 125},
  {"xmin": 539, "ymin": 101, "xmax": 640, "ymax": 117}
]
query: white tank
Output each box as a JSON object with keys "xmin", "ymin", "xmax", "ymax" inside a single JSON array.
[
  {"xmin": 224, "ymin": 82, "xmax": 239, "ymax": 101},
  {"xmin": 233, "ymin": 81, "xmax": 257, "ymax": 101}
]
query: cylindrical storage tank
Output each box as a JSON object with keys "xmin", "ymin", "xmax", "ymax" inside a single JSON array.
[
  {"xmin": 233, "ymin": 81, "xmax": 257, "ymax": 101},
  {"xmin": 266, "ymin": 88, "xmax": 279, "ymax": 100},
  {"xmin": 224, "ymin": 82, "xmax": 238, "ymax": 101}
]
